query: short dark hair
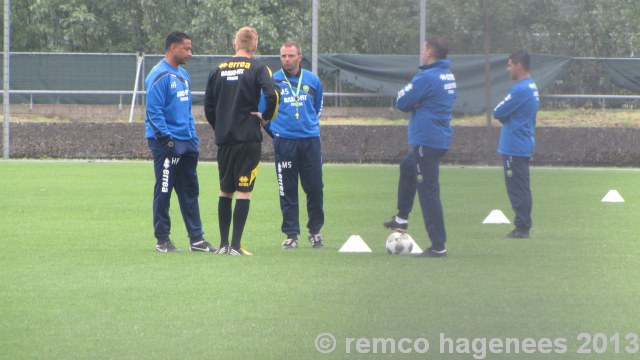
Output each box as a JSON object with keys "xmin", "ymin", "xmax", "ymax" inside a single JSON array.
[
  {"xmin": 165, "ymin": 32, "xmax": 190, "ymax": 51},
  {"xmin": 425, "ymin": 35, "xmax": 449, "ymax": 60},
  {"xmin": 509, "ymin": 50, "xmax": 530, "ymax": 70},
  {"xmin": 281, "ymin": 40, "xmax": 302, "ymax": 55}
]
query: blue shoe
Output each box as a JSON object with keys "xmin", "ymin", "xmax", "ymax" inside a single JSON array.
[
  {"xmin": 156, "ymin": 240, "xmax": 180, "ymax": 253},
  {"xmin": 189, "ymin": 240, "xmax": 217, "ymax": 252}
]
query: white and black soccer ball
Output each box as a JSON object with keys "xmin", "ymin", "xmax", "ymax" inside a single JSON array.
[{"xmin": 385, "ymin": 232, "xmax": 414, "ymax": 255}]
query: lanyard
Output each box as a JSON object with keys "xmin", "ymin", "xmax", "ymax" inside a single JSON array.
[{"xmin": 282, "ymin": 69, "xmax": 304, "ymax": 119}]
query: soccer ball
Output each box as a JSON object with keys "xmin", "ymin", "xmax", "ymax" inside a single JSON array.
[{"xmin": 386, "ymin": 232, "xmax": 414, "ymax": 255}]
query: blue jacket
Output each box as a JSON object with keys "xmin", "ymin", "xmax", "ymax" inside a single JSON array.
[
  {"xmin": 397, "ymin": 59, "xmax": 457, "ymax": 149},
  {"xmin": 145, "ymin": 59, "xmax": 198, "ymax": 143},
  {"xmin": 262, "ymin": 68, "xmax": 323, "ymax": 139},
  {"xmin": 493, "ymin": 77, "xmax": 538, "ymax": 157}
]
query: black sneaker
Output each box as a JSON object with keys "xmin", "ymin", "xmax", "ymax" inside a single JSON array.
[
  {"xmin": 227, "ymin": 248, "xmax": 244, "ymax": 256},
  {"xmin": 414, "ymin": 246, "xmax": 447, "ymax": 258},
  {"xmin": 503, "ymin": 229, "xmax": 530, "ymax": 239},
  {"xmin": 216, "ymin": 246, "xmax": 229, "ymax": 255},
  {"xmin": 383, "ymin": 216, "xmax": 408, "ymax": 232},
  {"xmin": 156, "ymin": 241, "xmax": 180, "ymax": 253},
  {"xmin": 282, "ymin": 238, "xmax": 299, "ymax": 250},
  {"xmin": 308, "ymin": 234, "xmax": 324, "ymax": 248},
  {"xmin": 189, "ymin": 240, "xmax": 217, "ymax": 252}
]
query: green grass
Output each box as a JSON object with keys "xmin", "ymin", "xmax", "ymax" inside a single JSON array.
[{"xmin": 1, "ymin": 161, "xmax": 639, "ymax": 359}]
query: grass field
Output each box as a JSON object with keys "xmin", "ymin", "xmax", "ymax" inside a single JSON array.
[{"xmin": 1, "ymin": 161, "xmax": 639, "ymax": 359}]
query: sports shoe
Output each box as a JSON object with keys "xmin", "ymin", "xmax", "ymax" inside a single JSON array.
[
  {"xmin": 414, "ymin": 246, "xmax": 447, "ymax": 258},
  {"xmin": 282, "ymin": 239, "xmax": 299, "ymax": 250},
  {"xmin": 503, "ymin": 229, "xmax": 530, "ymax": 239},
  {"xmin": 383, "ymin": 216, "xmax": 408, "ymax": 232},
  {"xmin": 308, "ymin": 234, "xmax": 324, "ymax": 248},
  {"xmin": 227, "ymin": 247, "xmax": 244, "ymax": 256},
  {"xmin": 156, "ymin": 241, "xmax": 180, "ymax": 253},
  {"xmin": 189, "ymin": 240, "xmax": 217, "ymax": 252},
  {"xmin": 216, "ymin": 246, "xmax": 229, "ymax": 255}
]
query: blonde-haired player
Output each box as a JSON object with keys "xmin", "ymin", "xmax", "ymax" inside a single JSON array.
[{"xmin": 204, "ymin": 27, "xmax": 279, "ymax": 255}]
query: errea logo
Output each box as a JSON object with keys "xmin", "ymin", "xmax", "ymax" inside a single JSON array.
[
  {"xmin": 238, "ymin": 176, "xmax": 250, "ymax": 187},
  {"xmin": 439, "ymin": 73, "xmax": 455, "ymax": 81},
  {"xmin": 162, "ymin": 158, "xmax": 171, "ymax": 192},
  {"xmin": 161, "ymin": 157, "xmax": 181, "ymax": 192},
  {"xmin": 397, "ymin": 83, "xmax": 413, "ymax": 98}
]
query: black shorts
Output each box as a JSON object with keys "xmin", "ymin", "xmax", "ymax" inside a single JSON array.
[{"xmin": 217, "ymin": 142, "xmax": 261, "ymax": 193}]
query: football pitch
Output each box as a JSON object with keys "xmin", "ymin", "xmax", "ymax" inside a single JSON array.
[{"xmin": 1, "ymin": 160, "xmax": 639, "ymax": 359}]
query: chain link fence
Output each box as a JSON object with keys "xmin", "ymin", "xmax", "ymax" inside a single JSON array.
[{"xmin": 2, "ymin": 53, "xmax": 639, "ymax": 122}]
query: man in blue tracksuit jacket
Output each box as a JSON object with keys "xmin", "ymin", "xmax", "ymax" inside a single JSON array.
[
  {"xmin": 493, "ymin": 50, "xmax": 539, "ymax": 239},
  {"xmin": 263, "ymin": 40, "xmax": 325, "ymax": 250},
  {"xmin": 383, "ymin": 36, "xmax": 457, "ymax": 258},
  {"xmin": 145, "ymin": 32, "xmax": 214, "ymax": 253}
]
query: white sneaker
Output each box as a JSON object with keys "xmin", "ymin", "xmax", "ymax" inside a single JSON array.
[
  {"xmin": 308, "ymin": 234, "xmax": 324, "ymax": 248},
  {"xmin": 281, "ymin": 239, "xmax": 299, "ymax": 249}
]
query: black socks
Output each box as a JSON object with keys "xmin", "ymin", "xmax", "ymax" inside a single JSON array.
[
  {"xmin": 231, "ymin": 199, "xmax": 250, "ymax": 250},
  {"xmin": 218, "ymin": 196, "xmax": 232, "ymax": 247},
  {"xmin": 219, "ymin": 196, "xmax": 251, "ymax": 250}
]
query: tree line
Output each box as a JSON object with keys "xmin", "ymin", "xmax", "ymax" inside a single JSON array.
[{"xmin": 3, "ymin": 0, "xmax": 639, "ymax": 57}]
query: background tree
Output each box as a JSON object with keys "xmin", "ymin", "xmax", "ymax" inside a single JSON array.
[{"xmin": 2, "ymin": 0, "xmax": 640, "ymax": 57}]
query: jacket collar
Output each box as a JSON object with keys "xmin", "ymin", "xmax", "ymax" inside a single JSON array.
[{"xmin": 419, "ymin": 59, "xmax": 450, "ymax": 71}]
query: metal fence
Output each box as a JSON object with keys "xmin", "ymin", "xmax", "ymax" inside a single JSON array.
[
  {"xmin": 541, "ymin": 57, "xmax": 640, "ymax": 110},
  {"xmin": 1, "ymin": 54, "xmax": 639, "ymax": 123}
]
